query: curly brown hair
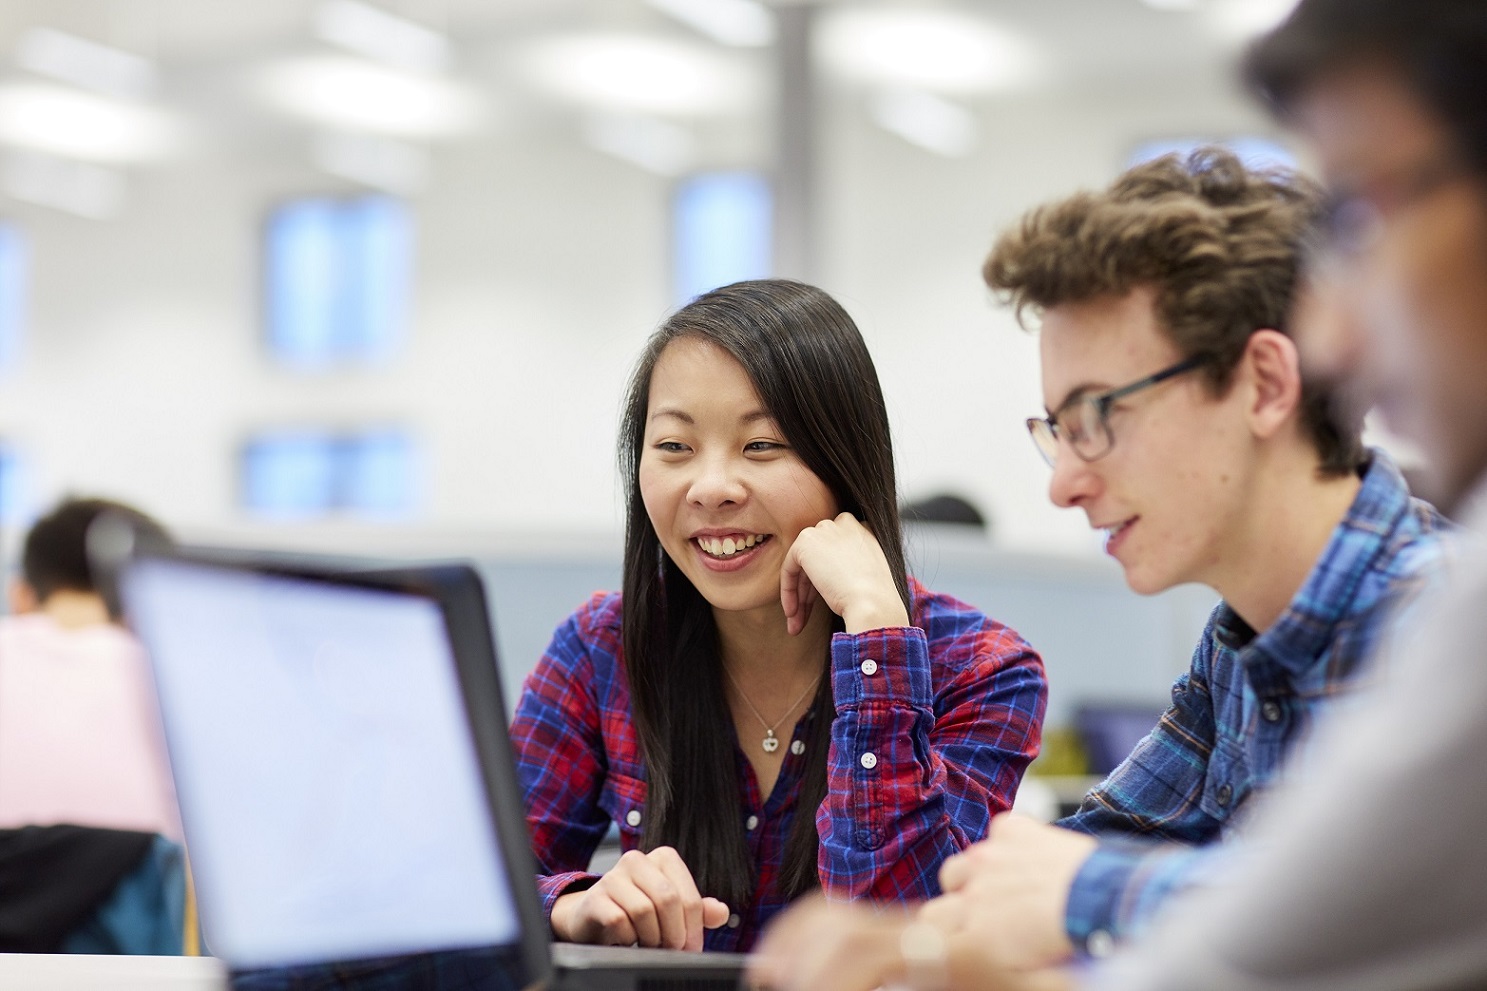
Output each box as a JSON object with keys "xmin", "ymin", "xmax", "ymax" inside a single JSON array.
[{"xmin": 983, "ymin": 147, "xmax": 1365, "ymax": 476}]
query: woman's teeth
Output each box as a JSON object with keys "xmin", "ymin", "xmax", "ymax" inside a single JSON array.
[{"xmin": 698, "ymin": 534, "xmax": 767, "ymax": 557}]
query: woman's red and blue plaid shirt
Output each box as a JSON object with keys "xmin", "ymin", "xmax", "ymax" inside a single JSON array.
[{"xmin": 510, "ymin": 576, "xmax": 1047, "ymax": 952}]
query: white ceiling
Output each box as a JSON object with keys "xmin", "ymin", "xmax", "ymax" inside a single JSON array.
[{"xmin": 0, "ymin": 0, "xmax": 1292, "ymax": 212}]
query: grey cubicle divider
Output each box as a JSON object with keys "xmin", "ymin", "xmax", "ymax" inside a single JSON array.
[{"xmin": 475, "ymin": 525, "xmax": 1215, "ymax": 730}]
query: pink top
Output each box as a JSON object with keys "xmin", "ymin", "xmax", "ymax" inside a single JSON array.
[{"xmin": 0, "ymin": 614, "xmax": 181, "ymax": 840}]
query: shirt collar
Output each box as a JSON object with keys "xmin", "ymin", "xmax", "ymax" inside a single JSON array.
[{"xmin": 1233, "ymin": 448, "xmax": 1417, "ymax": 673}]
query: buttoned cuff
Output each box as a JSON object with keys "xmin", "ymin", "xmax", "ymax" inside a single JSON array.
[
  {"xmin": 829, "ymin": 626, "xmax": 932, "ymax": 710},
  {"xmin": 1065, "ymin": 844, "xmax": 1141, "ymax": 956},
  {"xmin": 537, "ymin": 871, "xmax": 601, "ymax": 919}
]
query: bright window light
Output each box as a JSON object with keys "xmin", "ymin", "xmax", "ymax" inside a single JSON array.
[
  {"xmin": 672, "ymin": 172, "xmax": 772, "ymax": 305},
  {"xmin": 242, "ymin": 430, "xmax": 340, "ymax": 517},
  {"xmin": 256, "ymin": 57, "xmax": 481, "ymax": 138},
  {"xmin": 819, "ymin": 8, "xmax": 1043, "ymax": 94},
  {"xmin": 240, "ymin": 428, "xmax": 418, "ymax": 518},
  {"xmin": 264, "ymin": 195, "xmax": 412, "ymax": 370},
  {"xmin": 1128, "ymin": 136, "xmax": 1298, "ymax": 172},
  {"xmin": 0, "ymin": 442, "xmax": 24, "ymax": 526},
  {"xmin": 340, "ymin": 429, "xmax": 417, "ymax": 515},
  {"xmin": 0, "ymin": 224, "xmax": 26, "ymax": 372},
  {"xmin": 521, "ymin": 34, "xmax": 756, "ymax": 116}
]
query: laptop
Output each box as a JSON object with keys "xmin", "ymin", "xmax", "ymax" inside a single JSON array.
[{"xmin": 89, "ymin": 519, "xmax": 747, "ymax": 990}]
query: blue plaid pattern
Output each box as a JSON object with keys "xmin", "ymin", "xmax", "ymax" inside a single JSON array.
[
  {"xmin": 1059, "ymin": 450, "xmax": 1451, "ymax": 951},
  {"xmin": 511, "ymin": 577, "xmax": 1047, "ymax": 952}
]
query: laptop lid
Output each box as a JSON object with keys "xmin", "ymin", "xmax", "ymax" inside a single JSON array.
[{"xmin": 90, "ymin": 521, "xmax": 552, "ymax": 987}]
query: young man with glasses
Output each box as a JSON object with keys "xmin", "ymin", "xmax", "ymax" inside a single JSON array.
[{"xmin": 748, "ymin": 147, "xmax": 1450, "ymax": 991}]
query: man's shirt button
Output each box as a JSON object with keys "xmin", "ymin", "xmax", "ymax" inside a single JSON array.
[
  {"xmin": 1261, "ymin": 700, "xmax": 1283, "ymax": 723},
  {"xmin": 790, "ymin": 739, "xmax": 805, "ymax": 755},
  {"xmin": 727, "ymin": 914, "xmax": 741, "ymax": 929},
  {"xmin": 1216, "ymin": 784, "xmax": 1233, "ymax": 807},
  {"xmin": 745, "ymin": 815, "xmax": 759, "ymax": 831},
  {"xmin": 625, "ymin": 809, "xmax": 642, "ymax": 828},
  {"xmin": 860, "ymin": 752, "xmax": 878, "ymax": 770},
  {"xmin": 860, "ymin": 658, "xmax": 879, "ymax": 676}
]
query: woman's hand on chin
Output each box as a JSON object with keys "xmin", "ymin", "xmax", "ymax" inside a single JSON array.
[
  {"xmin": 780, "ymin": 512, "xmax": 910, "ymax": 636},
  {"xmin": 550, "ymin": 846, "xmax": 730, "ymax": 951}
]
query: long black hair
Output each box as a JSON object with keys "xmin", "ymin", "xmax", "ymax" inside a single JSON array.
[{"xmin": 617, "ymin": 279, "xmax": 911, "ymax": 913}]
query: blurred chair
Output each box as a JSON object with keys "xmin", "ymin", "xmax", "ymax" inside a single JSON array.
[{"xmin": 0, "ymin": 825, "xmax": 191, "ymax": 955}]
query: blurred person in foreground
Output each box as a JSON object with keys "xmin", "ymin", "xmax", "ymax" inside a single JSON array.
[
  {"xmin": 748, "ymin": 1, "xmax": 1487, "ymax": 988},
  {"xmin": 0, "ymin": 497, "xmax": 179, "ymax": 840}
]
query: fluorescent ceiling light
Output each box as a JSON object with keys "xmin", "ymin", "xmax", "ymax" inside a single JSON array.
[
  {"xmin": 0, "ymin": 83, "xmax": 181, "ymax": 163},
  {"xmin": 314, "ymin": 0, "xmax": 450, "ymax": 73},
  {"xmin": 311, "ymin": 131, "xmax": 430, "ymax": 194},
  {"xmin": 14, "ymin": 27, "xmax": 157, "ymax": 99},
  {"xmin": 870, "ymin": 89, "xmax": 977, "ymax": 157},
  {"xmin": 1206, "ymin": 0, "xmax": 1301, "ymax": 40},
  {"xmin": 2, "ymin": 149, "xmax": 126, "ymax": 219},
  {"xmin": 820, "ymin": 7, "xmax": 1044, "ymax": 94},
  {"xmin": 521, "ymin": 34, "xmax": 756, "ymax": 116},
  {"xmin": 644, "ymin": 0, "xmax": 775, "ymax": 47},
  {"xmin": 257, "ymin": 57, "xmax": 482, "ymax": 138},
  {"xmin": 582, "ymin": 113, "xmax": 696, "ymax": 176},
  {"xmin": 1139, "ymin": 0, "xmax": 1200, "ymax": 10}
]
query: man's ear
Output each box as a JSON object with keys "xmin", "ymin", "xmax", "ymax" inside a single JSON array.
[
  {"xmin": 1242, "ymin": 329, "xmax": 1304, "ymax": 440},
  {"xmin": 7, "ymin": 578, "xmax": 40, "ymax": 615}
]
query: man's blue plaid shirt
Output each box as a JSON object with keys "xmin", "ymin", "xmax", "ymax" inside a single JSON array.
[{"xmin": 1058, "ymin": 450, "xmax": 1451, "ymax": 953}]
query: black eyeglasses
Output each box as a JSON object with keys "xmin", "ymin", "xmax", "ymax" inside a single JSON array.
[
  {"xmin": 1318, "ymin": 152, "xmax": 1467, "ymax": 258},
  {"xmin": 1026, "ymin": 354, "xmax": 1207, "ymax": 467}
]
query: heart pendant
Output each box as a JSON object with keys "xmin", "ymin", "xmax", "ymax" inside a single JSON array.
[{"xmin": 762, "ymin": 733, "xmax": 780, "ymax": 753}]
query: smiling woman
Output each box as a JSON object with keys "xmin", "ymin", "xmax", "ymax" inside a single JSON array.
[{"xmin": 507, "ymin": 278, "xmax": 1048, "ymax": 954}]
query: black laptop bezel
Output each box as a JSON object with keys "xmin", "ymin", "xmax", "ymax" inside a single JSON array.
[{"xmin": 88, "ymin": 518, "xmax": 554, "ymax": 989}]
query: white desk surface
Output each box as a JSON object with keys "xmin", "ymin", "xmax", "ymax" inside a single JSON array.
[{"xmin": 0, "ymin": 954, "xmax": 227, "ymax": 989}]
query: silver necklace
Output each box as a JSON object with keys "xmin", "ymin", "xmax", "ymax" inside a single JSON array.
[{"xmin": 723, "ymin": 666, "xmax": 820, "ymax": 754}]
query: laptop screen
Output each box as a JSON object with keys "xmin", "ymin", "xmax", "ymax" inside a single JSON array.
[{"xmin": 121, "ymin": 558, "xmax": 522, "ymax": 970}]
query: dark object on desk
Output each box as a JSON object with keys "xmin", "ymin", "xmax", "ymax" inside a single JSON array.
[
  {"xmin": 0, "ymin": 824, "xmax": 152, "ymax": 952},
  {"xmin": 91, "ymin": 525, "xmax": 747, "ymax": 991},
  {"xmin": 1073, "ymin": 702, "xmax": 1167, "ymax": 776},
  {"xmin": 901, "ymin": 493, "xmax": 989, "ymax": 530},
  {"xmin": 231, "ymin": 945, "xmax": 526, "ymax": 991}
]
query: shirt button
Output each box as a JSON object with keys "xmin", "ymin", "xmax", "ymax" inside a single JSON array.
[
  {"xmin": 745, "ymin": 815, "xmax": 759, "ymax": 831},
  {"xmin": 860, "ymin": 752, "xmax": 878, "ymax": 770},
  {"xmin": 1086, "ymin": 929, "xmax": 1116, "ymax": 958},
  {"xmin": 790, "ymin": 739, "xmax": 805, "ymax": 756},
  {"xmin": 1261, "ymin": 700, "xmax": 1283, "ymax": 723},
  {"xmin": 1215, "ymin": 784, "xmax": 1233, "ymax": 807},
  {"xmin": 625, "ymin": 809, "xmax": 642, "ymax": 828},
  {"xmin": 727, "ymin": 914, "xmax": 741, "ymax": 929},
  {"xmin": 860, "ymin": 658, "xmax": 879, "ymax": 676}
]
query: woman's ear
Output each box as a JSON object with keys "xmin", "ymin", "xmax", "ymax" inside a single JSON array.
[{"xmin": 1242, "ymin": 329, "xmax": 1304, "ymax": 440}]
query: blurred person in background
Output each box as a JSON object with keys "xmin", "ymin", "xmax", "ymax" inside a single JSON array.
[
  {"xmin": 749, "ymin": 145, "xmax": 1452, "ymax": 991},
  {"xmin": 0, "ymin": 497, "xmax": 179, "ymax": 840}
]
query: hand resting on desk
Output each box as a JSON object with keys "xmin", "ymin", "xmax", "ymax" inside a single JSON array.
[{"xmin": 550, "ymin": 845, "xmax": 729, "ymax": 951}]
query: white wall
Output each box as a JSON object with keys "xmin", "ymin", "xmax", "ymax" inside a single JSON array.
[{"xmin": 0, "ymin": 67, "xmax": 1281, "ymax": 561}]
